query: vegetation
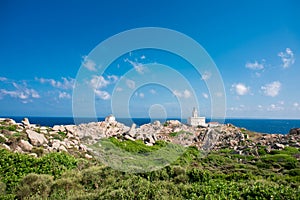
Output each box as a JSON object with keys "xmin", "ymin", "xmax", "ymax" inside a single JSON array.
[{"xmin": 0, "ymin": 139, "xmax": 300, "ymax": 199}]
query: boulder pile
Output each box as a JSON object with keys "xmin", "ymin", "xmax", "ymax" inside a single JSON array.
[{"xmin": 0, "ymin": 116, "xmax": 299, "ymax": 159}]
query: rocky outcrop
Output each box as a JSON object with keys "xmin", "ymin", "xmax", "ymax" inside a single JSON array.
[
  {"xmin": 26, "ymin": 130, "xmax": 48, "ymax": 146},
  {"xmin": 0, "ymin": 117, "xmax": 300, "ymax": 159}
]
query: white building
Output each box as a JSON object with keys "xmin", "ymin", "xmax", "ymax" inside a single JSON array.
[
  {"xmin": 187, "ymin": 107, "xmax": 206, "ymax": 127},
  {"xmin": 105, "ymin": 114, "xmax": 116, "ymax": 124}
]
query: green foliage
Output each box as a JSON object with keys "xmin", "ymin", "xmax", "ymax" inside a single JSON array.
[
  {"xmin": 16, "ymin": 173, "xmax": 53, "ymax": 199},
  {"xmin": 261, "ymin": 154, "xmax": 298, "ymax": 170},
  {"xmin": 1, "ymin": 136, "xmax": 300, "ymax": 199},
  {"xmin": 0, "ymin": 125, "xmax": 17, "ymax": 131},
  {"xmin": 0, "ymin": 148, "xmax": 78, "ymax": 193},
  {"xmin": 108, "ymin": 137, "xmax": 166, "ymax": 153},
  {"xmin": 169, "ymin": 130, "xmax": 192, "ymax": 137}
]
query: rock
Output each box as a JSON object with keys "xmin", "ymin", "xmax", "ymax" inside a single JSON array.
[
  {"xmin": 153, "ymin": 120, "xmax": 161, "ymax": 127},
  {"xmin": 65, "ymin": 125, "xmax": 75, "ymax": 133},
  {"xmin": 273, "ymin": 143, "xmax": 285, "ymax": 149},
  {"xmin": 39, "ymin": 127, "xmax": 48, "ymax": 134},
  {"xmin": 0, "ymin": 134, "xmax": 8, "ymax": 142},
  {"xmin": 53, "ymin": 125, "xmax": 65, "ymax": 132},
  {"xmin": 1, "ymin": 143, "xmax": 10, "ymax": 150},
  {"xmin": 85, "ymin": 154, "xmax": 93, "ymax": 159},
  {"xmin": 28, "ymin": 153, "xmax": 38, "ymax": 158},
  {"xmin": 127, "ymin": 123, "xmax": 136, "ymax": 137},
  {"xmin": 26, "ymin": 130, "xmax": 48, "ymax": 146},
  {"xmin": 289, "ymin": 128, "xmax": 300, "ymax": 135},
  {"xmin": 145, "ymin": 135, "xmax": 155, "ymax": 144},
  {"xmin": 230, "ymin": 140, "xmax": 238, "ymax": 147},
  {"xmin": 52, "ymin": 140, "xmax": 61, "ymax": 150},
  {"xmin": 19, "ymin": 139, "xmax": 33, "ymax": 151},
  {"xmin": 124, "ymin": 134, "xmax": 135, "ymax": 141},
  {"xmin": 59, "ymin": 145, "xmax": 68, "ymax": 152},
  {"xmin": 105, "ymin": 114, "xmax": 116, "ymax": 124},
  {"xmin": 167, "ymin": 120, "xmax": 181, "ymax": 127},
  {"xmin": 21, "ymin": 118, "xmax": 30, "ymax": 127},
  {"xmin": 79, "ymin": 144, "xmax": 87, "ymax": 152},
  {"xmin": 2, "ymin": 118, "xmax": 17, "ymax": 125},
  {"xmin": 14, "ymin": 146, "xmax": 23, "ymax": 153}
]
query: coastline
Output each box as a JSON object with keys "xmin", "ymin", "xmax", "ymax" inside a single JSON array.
[{"xmin": 2, "ymin": 116, "xmax": 300, "ymax": 134}]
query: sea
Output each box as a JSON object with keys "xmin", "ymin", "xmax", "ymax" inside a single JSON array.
[{"xmin": 2, "ymin": 116, "xmax": 300, "ymax": 135}]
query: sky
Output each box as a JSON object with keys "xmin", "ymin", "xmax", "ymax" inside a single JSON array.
[{"xmin": 0, "ymin": 0, "xmax": 300, "ymax": 119}]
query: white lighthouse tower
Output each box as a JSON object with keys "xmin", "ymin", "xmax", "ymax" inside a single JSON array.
[{"xmin": 187, "ymin": 107, "xmax": 206, "ymax": 127}]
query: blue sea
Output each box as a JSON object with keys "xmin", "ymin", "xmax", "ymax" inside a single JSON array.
[{"xmin": 2, "ymin": 116, "xmax": 300, "ymax": 134}]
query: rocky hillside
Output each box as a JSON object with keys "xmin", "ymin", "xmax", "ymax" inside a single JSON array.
[{"xmin": 0, "ymin": 117, "xmax": 300, "ymax": 159}]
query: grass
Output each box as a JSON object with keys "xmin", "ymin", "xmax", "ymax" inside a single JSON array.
[{"xmin": 0, "ymin": 134, "xmax": 299, "ymax": 199}]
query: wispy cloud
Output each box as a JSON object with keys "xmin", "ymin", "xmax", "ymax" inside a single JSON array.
[
  {"xmin": 202, "ymin": 92, "xmax": 209, "ymax": 99},
  {"xmin": 94, "ymin": 90, "xmax": 110, "ymax": 100},
  {"xmin": 36, "ymin": 77, "xmax": 75, "ymax": 90},
  {"xmin": 201, "ymin": 71, "xmax": 211, "ymax": 80},
  {"xmin": 149, "ymin": 89, "xmax": 156, "ymax": 94},
  {"xmin": 245, "ymin": 60, "xmax": 264, "ymax": 70},
  {"xmin": 126, "ymin": 79, "xmax": 136, "ymax": 89},
  {"xmin": 115, "ymin": 87, "xmax": 123, "ymax": 92},
  {"xmin": 125, "ymin": 58, "xmax": 146, "ymax": 74},
  {"xmin": 58, "ymin": 91, "xmax": 71, "ymax": 99},
  {"xmin": 0, "ymin": 77, "xmax": 7, "ymax": 81},
  {"xmin": 82, "ymin": 55, "xmax": 97, "ymax": 71},
  {"xmin": 278, "ymin": 48, "xmax": 295, "ymax": 68},
  {"xmin": 0, "ymin": 82, "xmax": 40, "ymax": 103},
  {"xmin": 231, "ymin": 83, "xmax": 250, "ymax": 96},
  {"xmin": 89, "ymin": 75, "xmax": 118, "ymax": 100},
  {"xmin": 267, "ymin": 103, "xmax": 284, "ymax": 111},
  {"xmin": 90, "ymin": 75, "xmax": 110, "ymax": 90},
  {"xmin": 173, "ymin": 89, "xmax": 191, "ymax": 99},
  {"xmin": 261, "ymin": 81, "xmax": 281, "ymax": 97}
]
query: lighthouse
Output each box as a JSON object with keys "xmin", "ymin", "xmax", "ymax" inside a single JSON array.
[{"xmin": 187, "ymin": 107, "xmax": 206, "ymax": 127}]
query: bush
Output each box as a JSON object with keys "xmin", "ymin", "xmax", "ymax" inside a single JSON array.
[
  {"xmin": 16, "ymin": 173, "xmax": 53, "ymax": 199},
  {"xmin": 261, "ymin": 154, "xmax": 298, "ymax": 170}
]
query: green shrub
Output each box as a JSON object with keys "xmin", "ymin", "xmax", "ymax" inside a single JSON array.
[
  {"xmin": 0, "ymin": 181, "xmax": 6, "ymax": 194},
  {"xmin": 261, "ymin": 154, "xmax": 298, "ymax": 170},
  {"xmin": 16, "ymin": 173, "xmax": 53, "ymax": 199}
]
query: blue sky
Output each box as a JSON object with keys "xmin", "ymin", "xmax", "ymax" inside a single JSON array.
[{"xmin": 0, "ymin": 0, "xmax": 299, "ymax": 119}]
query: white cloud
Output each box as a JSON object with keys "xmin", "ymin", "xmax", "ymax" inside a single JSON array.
[
  {"xmin": 0, "ymin": 85, "xmax": 40, "ymax": 101},
  {"xmin": 94, "ymin": 90, "xmax": 110, "ymax": 100},
  {"xmin": 261, "ymin": 81, "xmax": 281, "ymax": 97},
  {"xmin": 125, "ymin": 58, "xmax": 146, "ymax": 74},
  {"xmin": 36, "ymin": 77, "xmax": 75, "ymax": 90},
  {"xmin": 293, "ymin": 102, "xmax": 299, "ymax": 107},
  {"xmin": 232, "ymin": 83, "xmax": 249, "ymax": 96},
  {"xmin": 90, "ymin": 76, "xmax": 110, "ymax": 90},
  {"xmin": 201, "ymin": 71, "xmax": 211, "ymax": 80},
  {"xmin": 278, "ymin": 48, "xmax": 295, "ymax": 68},
  {"xmin": 228, "ymin": 105, "xmax": 246, "ymax": 111},
  {"xmin": 173, "ymin": 90, "xmax": 182, "ymax": 98},
  {"xmin": 0, "ymin": 77, "xmax": 7, "ymax": 81},
  {"xmin": 82, "ymin": 56, "xmax": 97, "ymax": 71},
  {"xmin": 58, "ymin": 91, "xmax": 71, "ymax": 99},
  {"xmin": 183, "ymin": 89, "xmax": 191, "ymax": 98},
  {"xmin": 115, "ymin": 87, "xmax": 123, "ymax": 92},
  {"xmin": 267, "ymin": 103, "xmax": 284, "ymax": 111},
  {"xmin": 107, "ymin": 75, "xmax": 118, "ymax": 83},
  {"xmin": 173, "ymin": 89, "xmax": 191, "ymax": 99},
  {"xmin": 150, "ymin": 89, "xmax": 156, "ymax": 94},
  {"xmin": 245, "ymin": 61, "xmax": 264, "ymax": 70},
  {"xmin": 126, "ymin": 79, "xmax": 135, "ymax": 89},
  {"xmin": 202, "ymin": 93, "xmax": 209, "ymax": 99},
  {"xmin": 139, "ymin": 93, "xmax": 144, "ymax": 98}
]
